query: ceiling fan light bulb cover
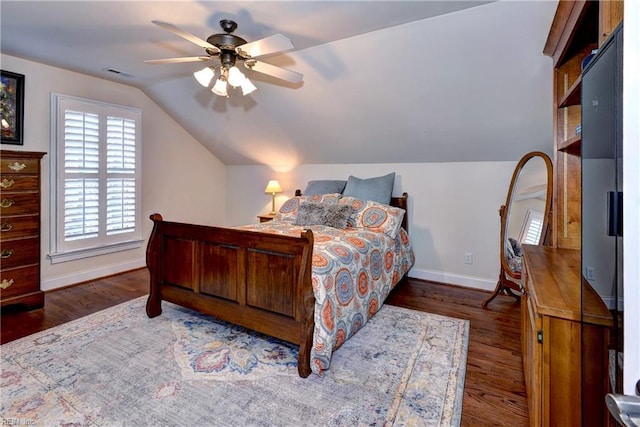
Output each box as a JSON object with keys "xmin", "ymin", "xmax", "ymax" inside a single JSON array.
[
  {"xmin": 227, "ymin": 66, "xmax": 246, "ymax": 87},
  {"xmin": 212, "ymin": 78, "xmax": 228, "ymax": 97},
  {"xmin": 241, "ymin": 78, "xmax": 257, "ymax": 96},
  {"xmin": 193, "ymin": 67, "xmax": 214, "ymax": 87}
]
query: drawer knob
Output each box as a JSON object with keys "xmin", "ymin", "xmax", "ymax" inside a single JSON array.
[
  {"xmin": 1, "ymin": 249, "xmax": 14, "ymax": 259},
  {"xmin": 0, "ymin": 199, "xmax": 15, "ymax": 208},
  {"xmin": 0, "ymin": 223, "xmax": 14, "ymax": 232},
  {"xmin": 0, "ymin": 279, "xmax": 14, "ymax": 289},
  {"xmin": 0, "ymin": 178, "xmax": 15, "ymax": 189},
  {"xmin": 7, "ymin": 162, "xmax": 26, "ymax": 171}
]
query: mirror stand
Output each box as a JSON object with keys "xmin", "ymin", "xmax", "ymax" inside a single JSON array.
[{"xmin": 482, "ymin": 151, "xmax": 553, "ymax": 309}]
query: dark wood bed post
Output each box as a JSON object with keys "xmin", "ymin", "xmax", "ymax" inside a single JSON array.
[
  {"xmin": 146, "ymin": 213, "xmax": 163, "ymax": 318},
  {"xmin": 295, "ymin": 229, "xmax": 314, "ymax": 377}
]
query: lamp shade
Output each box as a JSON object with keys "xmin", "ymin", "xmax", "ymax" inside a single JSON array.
[
  {"xmin": 264, "ymin": 180, "xmax": 283, "ymax": 194},
  {"xmin": 227, "ymin": 66, "xmax": 246, "ymax": 87},
  {"xmin": 211, "ymin": 78, "xmax": 228, "ymax": 97},
  {"xmin": 193, "ymin": 67, "xmax": 214, "ymax": 87},
  {"xmin": 241, "ymin": 78, "xmax": 257, "ymax": 96}
]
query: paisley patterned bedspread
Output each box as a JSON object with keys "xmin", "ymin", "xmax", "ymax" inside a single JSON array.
[{"xmin": 236, "ymin": 221, "xmax": 415, "ymax": 375}]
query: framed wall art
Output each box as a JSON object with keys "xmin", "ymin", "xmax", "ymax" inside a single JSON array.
[{"xmin": 1, "ymin": 70, "xmax": 25, "ymax": 145}]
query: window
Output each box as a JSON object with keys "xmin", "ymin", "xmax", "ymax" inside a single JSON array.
[
  {"xmin": 519, "ymin": 209, "xmax": 544, "ymax": 245},
  {"xmin": 49, "ymin": 94, "xmax": 142, "ymax": 263}
]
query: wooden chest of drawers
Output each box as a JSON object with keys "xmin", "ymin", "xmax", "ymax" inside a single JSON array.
[{"xmin": 0, "ymin": 150, "xmax": 46, "ymax": 310}]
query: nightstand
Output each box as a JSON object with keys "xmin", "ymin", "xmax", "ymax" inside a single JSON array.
[{"xmin": 258, "ymin": 214, "xmax": 275, "ymax": 223}]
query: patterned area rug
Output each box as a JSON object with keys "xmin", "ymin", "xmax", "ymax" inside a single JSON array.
[{"xmin": 1, "ymin": 297, "xmax": 469, "ymax": 426}]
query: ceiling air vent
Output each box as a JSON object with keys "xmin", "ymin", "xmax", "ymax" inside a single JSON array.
[{"xmin": 105, "ymin": 68, "xmax": 135, "ymax": 79}]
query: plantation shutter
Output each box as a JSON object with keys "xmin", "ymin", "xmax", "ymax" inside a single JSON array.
[
  {"xmin": 63, "ymin": 109, "xmax": 100, "ymax": 241},
  {"xmin": 106, "ymin": 116, "xmax": 136, "ymax": 235},
  {"xmin": 50, "ymin": 94, "xmax": 142, "ymax": 261},
  {"xmin": 520, "ymin": 210, "xmax": 544, "ymax": 245}
]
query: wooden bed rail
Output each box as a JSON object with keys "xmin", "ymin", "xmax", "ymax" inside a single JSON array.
[{"xmin": 145, "ymin": 213, "xmax": 315, "ymax": 377}]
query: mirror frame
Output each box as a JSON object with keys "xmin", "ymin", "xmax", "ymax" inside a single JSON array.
[
  {"xmin": 483, "ymin": 151, "xmax": 553, "ymax": 308},
  {"xmin": 501, "ymin": 151, "xmax": 553, "ymax": 279}
]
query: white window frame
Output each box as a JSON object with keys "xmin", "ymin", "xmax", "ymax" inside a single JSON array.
[
  {"xmin": 48, "ymin": 93, "xmax": 143, "ymax": 264},
  {"xmin": 519, "ymin": 209, "xmax": 544, "ymax": 245}
]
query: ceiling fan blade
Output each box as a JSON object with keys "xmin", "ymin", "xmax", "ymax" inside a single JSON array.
[
  {"xmin": 236, "ymin": 34, "xmax": 294, "ymax": 59},
  {"xmin": 245, "ymin": 60, "xmax": 303, "ymax": 84},
  {"xmin": 144, "ymin": 56, "xmax": 212, "ymax": 64},
  {"xmin": 151, "ymin": 20, "xmax": 220, "ymax": 53}
]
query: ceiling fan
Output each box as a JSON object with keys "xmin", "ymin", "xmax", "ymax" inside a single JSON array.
[{"xmin": 145, "ymin": 19, "xmax": 303, "ymax": 97}]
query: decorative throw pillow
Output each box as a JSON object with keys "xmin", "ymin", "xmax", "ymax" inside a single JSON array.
[
  {"xmin": 275, "ymin": 193, "xmax": 342, "ymax": 222},
  {"xmin": 342, "ymin": 172, "xmax": 395, "ymax": 204},
  {"xmin": 303, "ymin": 180, "xmax": 347, "ymax": 196},
  {"xmin": 339, "ymin": 196, "xmax": 405, "ymax": 238},
  {"xmin": 509, "ymin": 238, "xmax": 523, "ymax": 257},
  {"xmin": 293, "ymin": 202, "xmax": 352, "ymax": 229}
]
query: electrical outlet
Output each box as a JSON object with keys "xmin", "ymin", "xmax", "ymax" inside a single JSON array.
[
  {"xmin": 465, "ymin": 252, "xmax": 473, "ymax": 265},
  {"xmin": 586, "ymin": 266, "xmax": 595, "ymax": 281}
]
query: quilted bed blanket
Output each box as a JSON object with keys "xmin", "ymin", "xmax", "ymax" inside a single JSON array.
[{"xmin": 237, "ymin": 222, "xmax": 415, "ymax": 374}]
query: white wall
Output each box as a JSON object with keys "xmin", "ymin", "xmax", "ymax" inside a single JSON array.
[
  {"xmin": 1, "ymin": 54, "xmax": 227, "ymax": 290},
  {"xmin": 226, "ymin": 161, "xmax": 519, "ymax": 290}
]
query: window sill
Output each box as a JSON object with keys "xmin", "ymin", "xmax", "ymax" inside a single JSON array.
[{"xmin": 47, "ymin": 239, "xmax": 144, "ymax": 264}]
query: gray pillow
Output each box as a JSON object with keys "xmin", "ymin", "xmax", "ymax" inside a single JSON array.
[
  {"xmin": 293, "ymin": 202, "xmax": 352, "ymax": 229},
  {"xmin": 342, "ymin": 172, "xmax": 395, "ymax": 204},
  {"xmin": 303, "ymin": 180, "xmax": 347, "ymax": 195}
]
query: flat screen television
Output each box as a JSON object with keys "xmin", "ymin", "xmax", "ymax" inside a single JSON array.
[{"xmin": 581, "ymin": 22, "xmax": 623, "ymax": 410}]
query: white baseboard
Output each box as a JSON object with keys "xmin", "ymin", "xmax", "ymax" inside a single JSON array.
[
  {"xmin": 408, "ymin": 268, "xmax": 497, "ymax": 291},
  {"xmin": 41, "ymin": 259, "xmax": 146, "ymax": 291}
]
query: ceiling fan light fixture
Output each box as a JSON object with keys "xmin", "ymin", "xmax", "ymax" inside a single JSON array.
[
  {"xmin": 241, "ymin": 78, "xmax": 257, "ymax": 96},
  {"xmin": 147, "ymin": 19, "xmax": 303, "ymax": 99},
  {"xmin": 212, "ymin": 78, "xmax": 228, "ymax": 97},
  {"xmin": 227, "ymin": 66, "xmax": 246, "ymax": 88},
  {"xmin": 193, "ymin": 67, "xmax": 215, "ymax": 87}
]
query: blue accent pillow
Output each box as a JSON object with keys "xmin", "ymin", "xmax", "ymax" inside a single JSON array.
[
  {"xmin": 303, "ymin": 180, "xmax": 347, "ymax": 195},
  {"xmin": 342, "ymin": 172, "xmax": 395, "ymax": 204}
]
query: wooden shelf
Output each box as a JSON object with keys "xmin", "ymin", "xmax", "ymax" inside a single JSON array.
[
  {"xmin": 559, "ymin": 75, "xmax": 582, "ymax": 107},
  {"xmin": 558, "ymin": 134, "xmax": 582, "ymax": 152}
]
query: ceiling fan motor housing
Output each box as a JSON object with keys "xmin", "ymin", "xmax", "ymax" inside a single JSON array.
[
  {"xmin": 206, "ymin": 20, "xmax": 247, "ymax": 65},
  {"xmin": 206, "ymin": 24, "xmax": 247, "ymax": 67}
]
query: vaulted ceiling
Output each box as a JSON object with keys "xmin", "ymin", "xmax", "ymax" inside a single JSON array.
[{"xmin": 1, "ymin": 1, "xmax": 558, "ymax": 166}]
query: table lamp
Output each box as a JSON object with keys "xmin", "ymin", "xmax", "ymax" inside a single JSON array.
[{"xmin": 264, "ymin": 180, "xmax": 283, "ymax": 215}]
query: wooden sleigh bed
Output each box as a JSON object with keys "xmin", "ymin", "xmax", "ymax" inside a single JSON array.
[{"xmin": 145, "ymin": 192, "xmax": 411, "ymax": 378}]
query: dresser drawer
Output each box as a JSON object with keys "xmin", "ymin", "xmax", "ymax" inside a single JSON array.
[
  {"xmin": 0, "ymin": 175, "xmax": 39, "ymax": 191},
  {"xmin": 1, "ymin": 157, "xmax": 40, "ymax": 174},
  {"xmin": 0, "ymin": 215, "xmax": 39, "ymax": 241},
  {"xmin": 0, "ymin": 237, "xmax": 39, "ymax": 269},
  {"xmin": 0, "ymin": 193, "xmax": 40, "ymax": 215},
  {"xmin": 0, "ymin": 265, "xmax": 39, "ymax": 299}
]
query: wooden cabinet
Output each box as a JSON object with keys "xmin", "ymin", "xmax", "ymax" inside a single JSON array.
[
  {"xmin": 521, "ymin": 245, "xmax": 613, "ymax": 426},
  {"xmin": 526, "ymin": 3, "xmax": 624, "ymax": 425},
  {"xmin": 543, "ymin": 0, "xmax": 623, "ymax": 250},
  {"xmin": 0, "ymin": 150, "xmax": 46, "ymax": 310}
]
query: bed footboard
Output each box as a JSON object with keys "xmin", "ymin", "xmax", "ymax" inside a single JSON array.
[{"xmin": 145, "ymin": 214, "xmax": 315, "ymax": 377}]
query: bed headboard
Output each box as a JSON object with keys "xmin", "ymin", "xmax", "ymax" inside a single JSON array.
[{"xmin": 294, "ymin": 190, "xmax": 409, "ymax": 234}]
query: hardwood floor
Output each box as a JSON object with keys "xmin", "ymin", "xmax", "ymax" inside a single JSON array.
[{"xmin": 0, "ymin": 270, "xmax": 528, "ymax": 426}]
